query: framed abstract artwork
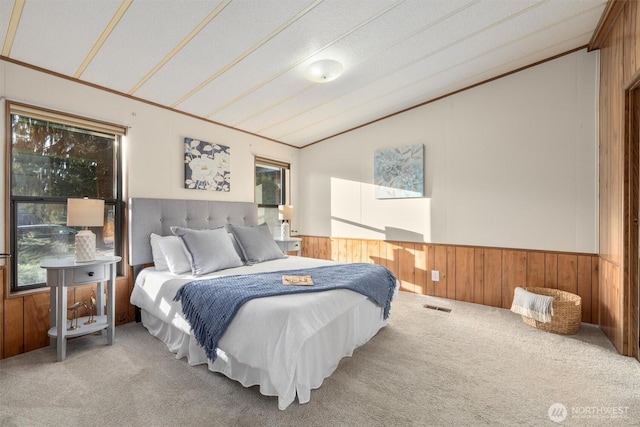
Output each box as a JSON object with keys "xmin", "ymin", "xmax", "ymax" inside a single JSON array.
[
  {"xmin": 184, "ymin": 137, "xmax": 230, "ymax": 192},
  {"xmin": 374, "ymin": 144, "xmax": 424, "ymax": 199}
]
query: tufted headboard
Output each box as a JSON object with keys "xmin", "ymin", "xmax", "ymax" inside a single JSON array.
[{"xmin": 128, "ymin": 197, "xmax": 258, "ymax": 267}]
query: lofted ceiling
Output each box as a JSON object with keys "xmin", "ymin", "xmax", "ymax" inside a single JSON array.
[{"xmin": 0, "ymin": 0, "xmax": 607, "ymax": 148}]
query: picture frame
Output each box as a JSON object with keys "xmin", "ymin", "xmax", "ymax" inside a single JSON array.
[{"xmin": 184, "ymin": 138, "xmax": 230, "ymax": 192}]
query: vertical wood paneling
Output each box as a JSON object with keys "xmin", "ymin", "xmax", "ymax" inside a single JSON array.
[
  {"xmin": 591, "ymin": 256, "xmax": 600, "ymax": 324},
  {"xmin": 0, "ymin": 268, "xmax": 4, "ymax": 359},
  {"xmin": 483, "ymin": 249, "xmax": 502, "ymax": 308},
  {"xmin": 473, "ymin": 248, "xmax": 484, "ymax": 305},
  {"xmin": 303, "ymin": 236, "xmax": 315, "ymax": 258},
  {"xmin": 426, "ymin": 245, "xmax": 436, "ymax": 296},
  {"xmin": 365, "ymin": 240, "xmax": 380, "ymax": 264},
  {"xmin": 318, "ymin": 237, "xmax": 330, "ymax": 260},
  {"xmin": 414, "ymin": 244, "xmax": 427, "ymax": 295},
  {"xmin": 626, "ymin": 77, "xmax": 640, "ymax": 359},
  {"xmin": 501, "ymin": 250, "xmax": 527, "ymax": 309},
  {"xmin": 116, "ymin": 279, "xmax": 131, "ymax": 325},
  {"xmin": 337, "ymin": 239, "xmax": 348, "ymax": 262},
  {"xmin": 577, "ymin": 255, "xmax": 593, "ymax": 323},
  {"xmin": 455, "ymin": 247, "xmax": 474, "ymax": 303},
  {"xmin": 527, "ymin": 252, "xmax": 545, "ymax": 287},
  {"xmin": 23, "ymin": 292, "xmax": 50, "ymax": 352},
  {"xmin": 330, "ymin": 238, "xmax": 339, "ymax": 261},
  {"xmin": 599, "ymin": 259, "xmax": 622, "ymax": 346},
  {"xmin": 4, "ymin": 297, "xmax": 24, "ymax": 358},
  {"xmin": 557, "ymin": 254, "xmax": 578, "ymax": 294},
  {"xmin": 544, "ymin": 253, "xmax": 558, "ymax": 288},
  {"xmin": 347, "ymin": 239, "xmax": 362, "ymax": 262},
  {"xmin": 384, "ymin": 242, "xmax": 399, "ymax": 277},
  {"xmin": 434, "ymin": 245, "xmax": 447, "ymax": 298},
  {"xmin": 446, "ymin": 246, "xmax": 456, "ymax": 299},
  {"xmin": 299, "ymin": 237, "xmax": 601, "ymax": 325},
  {"xmin": 398, "ymin": 243, "xmax": 416, "ymax": 293}
]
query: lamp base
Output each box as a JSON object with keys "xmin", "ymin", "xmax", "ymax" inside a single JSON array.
[
  {"xmin": 280, "ymin": 221, "xmax": 290, "ymax": 240},
  {"xmin": 74, "ymin": 230, "xmax": 96, "ymax": 263}
]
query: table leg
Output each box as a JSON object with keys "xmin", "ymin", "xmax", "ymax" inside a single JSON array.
[
  {"xmin": 56, "ymin": 270, "xmax": 67, "ymax": 362},
  {"xmin": 106, "ymin": 262, "xmax": 115, "ymax": 345},
  {"xmin": 96, "ymin": 280, "xmax": 105, "ymax": 336},
  {"xmin": 49, "ymin": 283, "xmax": 56, "ymax": 350}
]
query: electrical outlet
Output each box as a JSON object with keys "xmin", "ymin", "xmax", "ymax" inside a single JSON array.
[{"xmin": 431, "ymin": 270, "xmax": 440, "ymax": 282}]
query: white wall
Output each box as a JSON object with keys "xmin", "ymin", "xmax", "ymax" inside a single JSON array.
[
  {"xmin": 298, "ymin": 49, "xmax": 599, "ymax": 253},
  {"xmin": 0, "ymin": 61, "xmax": 299, "ymax": 250}
]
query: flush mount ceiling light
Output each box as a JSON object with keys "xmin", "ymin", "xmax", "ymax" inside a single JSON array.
[{"xmin": 304, "ymin": 59, "xmax": 343, "ymax": 83}]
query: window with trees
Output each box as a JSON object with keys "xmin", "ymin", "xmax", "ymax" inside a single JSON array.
[
  {"xmin": 255, "ymin": 157, "xmax": 289, "ymax": 236},
  {"xmin": 8, "ymin": 102, "xmax": 124, "ymax": 291}
]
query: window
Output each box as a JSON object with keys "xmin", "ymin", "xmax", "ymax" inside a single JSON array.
[
  {"xmin": 255, "ymin": 157, "xmax": 289, "ymax": 236},
  {"xmin": 8, "ymin": 102, "xmax": 125, "ymax": 291}
]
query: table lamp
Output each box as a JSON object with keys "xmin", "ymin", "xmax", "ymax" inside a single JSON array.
[
  {"xmin": 278, "ymin": 205, "xmax": 293, "ymax": 240},
  {"xmin": 67, "ymin": 198, "xmax": 104, "ymax": 262}
]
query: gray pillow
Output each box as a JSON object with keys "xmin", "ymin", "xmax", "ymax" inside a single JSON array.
[
  {"xmin": 228, "ymin": 223, "xmax": 286, "ymax": 264},
  {"xmin": 171, "ymin": 226, "xmax": 243, "ymax": 276}
]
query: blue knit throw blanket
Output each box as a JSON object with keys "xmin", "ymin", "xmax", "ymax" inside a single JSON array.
[{"xmin": 174, "ymin": 263, "xmax": 397, "ymax": 361}]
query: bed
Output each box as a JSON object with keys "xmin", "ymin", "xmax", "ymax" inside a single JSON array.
[{"xmin": 128, "ymin": 198, "xmax": 396, "ymax": 410}]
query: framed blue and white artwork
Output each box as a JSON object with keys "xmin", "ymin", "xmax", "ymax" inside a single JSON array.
[
  {"xmin": 374, "ymin": 144, "xmax": 424, "ymax": 199},
  {"xmin": 184, "ymin": 137, "xmax": 230, "ymax": 192}
]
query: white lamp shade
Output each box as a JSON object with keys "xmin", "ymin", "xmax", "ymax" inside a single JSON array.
[
  {"xmin": 278, "ymin": 205, "xmax": 293, "ymax": 221},
  {"xmin": 67, "ymin": 198, "xmax": 105, "ymax": 227}
]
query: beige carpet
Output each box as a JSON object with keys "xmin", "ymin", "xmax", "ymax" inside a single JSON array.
[{"xmin": 0, "ymin": 291, "xmax": 638, "ymax": 427}]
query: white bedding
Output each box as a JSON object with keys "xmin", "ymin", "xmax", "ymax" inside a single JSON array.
[{"xmin": 130, "ymin": 257, "xmax": 394, "ymax": 410}]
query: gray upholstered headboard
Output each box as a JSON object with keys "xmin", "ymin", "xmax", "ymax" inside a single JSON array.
[{"xmin": 128, "ymin": 197, "xmax": 258, "ymax": 267}]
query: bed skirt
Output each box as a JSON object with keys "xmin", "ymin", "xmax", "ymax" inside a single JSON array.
[{"xmin": 140, "ymin": 299, "xmax": 386, "ymax": 410}]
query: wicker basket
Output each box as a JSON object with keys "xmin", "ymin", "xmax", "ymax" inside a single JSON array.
[{"xmin": 520, "ymin": 287, "xmax": 582, "ymax": 335}]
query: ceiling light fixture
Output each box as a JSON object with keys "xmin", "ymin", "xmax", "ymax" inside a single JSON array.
[{"xmin": 305, "ymin": 59, "xmax": 343, "ymax": 83}]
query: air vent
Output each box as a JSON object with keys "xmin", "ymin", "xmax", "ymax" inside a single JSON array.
[{"xmin": 423, "ymin": 304, "xmax": 452, "ymax": 313}]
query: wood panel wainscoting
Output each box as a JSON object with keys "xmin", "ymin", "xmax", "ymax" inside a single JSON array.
[
  {"xmin": 300, "ymin": 236, "xmax": 599, "ymax": 323},
  {"xmin": 2, "ymin": 275, "xmax": 134, "ymax": 359},
  {"xmin": 1, "ymin": 239, "xmax": 600, "ymax": 360}
]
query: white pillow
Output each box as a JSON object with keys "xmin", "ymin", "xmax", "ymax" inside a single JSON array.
[
  {"xmin": 171, "ymin": 226, "xmax": 244, "ymax": 276},
  {"xmin": 150, "ymin": 233, "xmax": 169, "ymax": 271},
  {"xmin": 157, "ymin": 235, "xmax": 192, "ymax": 274}
]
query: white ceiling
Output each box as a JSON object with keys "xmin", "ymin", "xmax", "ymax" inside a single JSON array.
[{"xmin": 0, "ymin": 0, "xmax": 607, "ymax": 148}]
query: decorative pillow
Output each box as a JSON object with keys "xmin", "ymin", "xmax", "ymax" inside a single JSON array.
[
  {"xmin": 228, "ymin": 232, "xmax": 245, "ymax": 261},
  {"xmin": 171, "ymin": 226, "xmax": 243, "ymax": 276},
  {"xmin": 150, "ymin": 233, "xmax": 169, "ymax": 271},
  {"xmin": 228, "ymin": 223, "xmax": 286, "ymax": 264},
  {"xmin": 157, "ymin": 235, "xmax": 192, "ymax": 275}
]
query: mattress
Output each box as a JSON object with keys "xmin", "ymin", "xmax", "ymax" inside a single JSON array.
[{"xmin": 130, "ymin": 256, "xmax": 392, "ymax": 410}]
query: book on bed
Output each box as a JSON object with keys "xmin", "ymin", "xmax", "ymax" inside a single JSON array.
[{"xmin": 282, "ymin": 275, "xmax": 314, "ymax": 286}]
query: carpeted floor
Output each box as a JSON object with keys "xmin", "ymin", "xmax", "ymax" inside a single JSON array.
[{"xmin": 0, "ymin": 291, "xmax": 638, "ymax": 427}]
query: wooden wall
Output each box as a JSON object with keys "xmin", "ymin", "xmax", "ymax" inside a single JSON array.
[
  {"xmin": 301, "ymin": 236, "xmax": 599, "ymax": 323},
  {"xmin": 2, "ymin": 275, "xmax": 134, "ymax": 359},
  {"xmin": 596, "ymin": 0, "xmax": 640, "ymax": 357},
  {"xmin": 0, "ymin": 235, "xmax": 602, "ymax": 360},
  {"xmin": 0, "ymin": 267, "xmax": 4, "ymax": 359}
]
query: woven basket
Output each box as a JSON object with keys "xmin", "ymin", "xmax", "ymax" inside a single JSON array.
[{"xmin": 520, "ymin": 287, "xmax": 582, "ymax": 335}]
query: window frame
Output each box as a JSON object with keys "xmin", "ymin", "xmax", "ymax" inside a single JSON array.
[
  {"xmin": 255, "ymin": 157, "xmax": 290, "ymax": 236},
  {"xmin": 255, "ymin": 157, "xmax": 290, "ymax": 209},
  {"xmin": 6, "ymin": 101, "xmax": 126, "ymax": 293}
]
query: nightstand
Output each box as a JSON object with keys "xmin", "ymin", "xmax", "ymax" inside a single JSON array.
[
  {"xmin": 40, "ymin": 255, "xmax": 121, "ymax": 361},
  {"xmin": 274, "ymin": 237, "xmax": 302, "ymax": 256}
]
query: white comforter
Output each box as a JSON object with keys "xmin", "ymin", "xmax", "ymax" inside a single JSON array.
[{"xmin": 130, "ymin": 257, "xmax": 391, "ymax": 409}]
